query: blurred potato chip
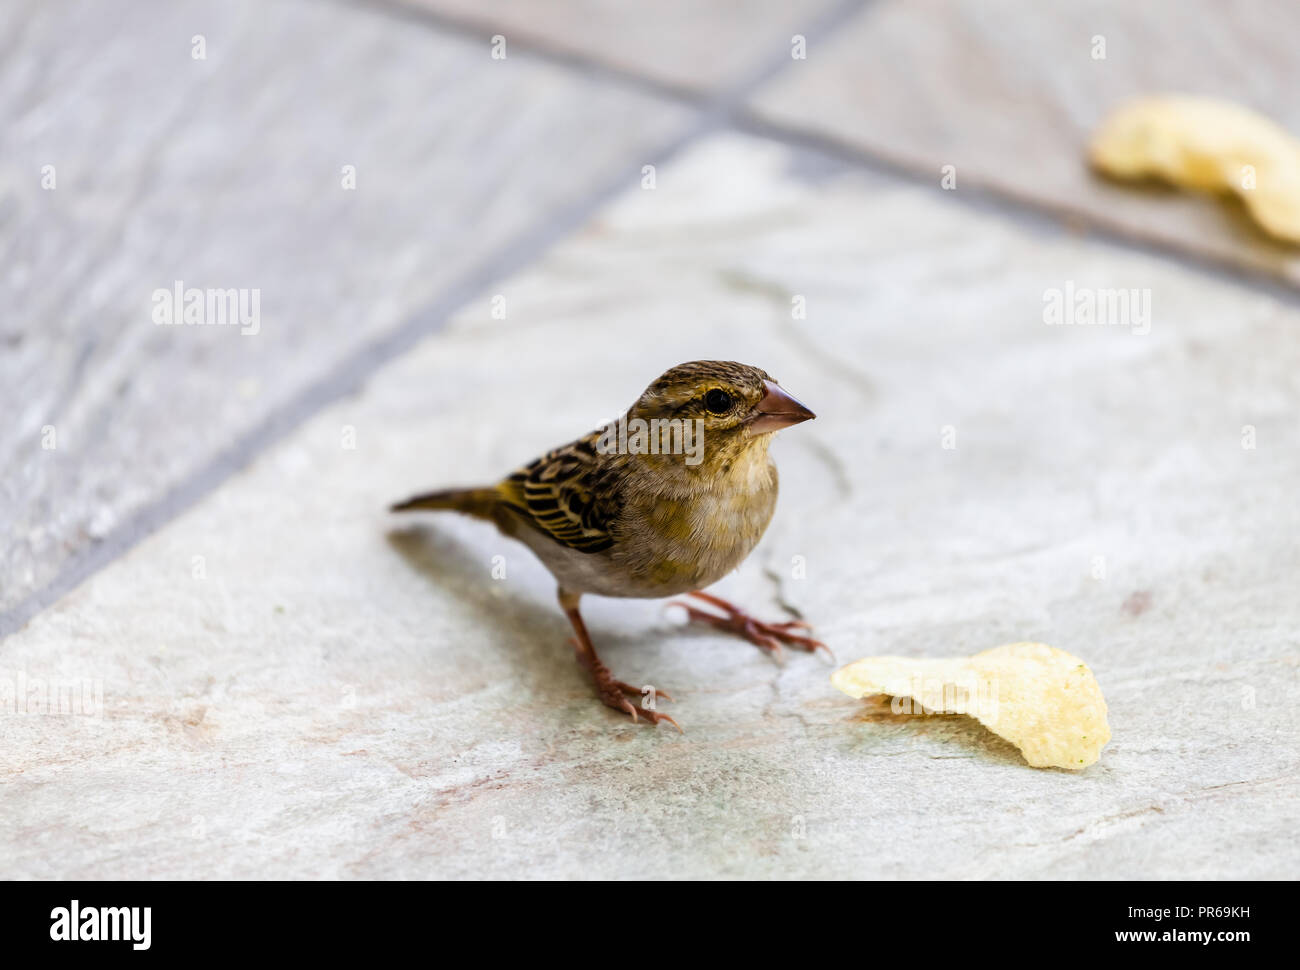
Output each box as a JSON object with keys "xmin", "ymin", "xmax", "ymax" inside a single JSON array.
[
  {"xmin": 832, "ymin": 642, "xmax": 1110, "ymax": 770},
  {"xmin": 1089, "ymin": 95, "xmax": 1300, "ymax": 243}
]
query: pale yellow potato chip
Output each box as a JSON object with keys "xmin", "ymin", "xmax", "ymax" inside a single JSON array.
[
  {"xmin": 832, "ymin": 642, "xmax": 1110, "ymax": 770},
  {"xmin": 1089, "ymin": 95, "xmax": 1300, "ymax": 243}
]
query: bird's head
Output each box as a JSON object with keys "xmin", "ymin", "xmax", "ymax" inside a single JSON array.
[{"xmin": 615, "ymin": 360, "xmax": 815, "ymax": 474}]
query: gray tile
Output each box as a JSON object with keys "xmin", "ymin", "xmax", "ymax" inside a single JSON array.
[
  {"xmin": 752, "ymin": 0, "xmax": 1300, "ymax": 286},
  {"xmin": 0, "ymin": 0, "xmax": 690, "ymax": 618}
]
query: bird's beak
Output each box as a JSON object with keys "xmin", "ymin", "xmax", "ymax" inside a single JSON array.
[{"xmin": 750, "ymin": 380, "xmax": 816, "ymax": 433}]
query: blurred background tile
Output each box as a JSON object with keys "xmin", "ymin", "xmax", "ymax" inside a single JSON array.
[
  {"xmin": 0, "ymin": 0, "xmax": 689, "ymax": 619},
  {"xmin": 752, "ymin": 0, "xmax": 1300, "ymax": 286}
]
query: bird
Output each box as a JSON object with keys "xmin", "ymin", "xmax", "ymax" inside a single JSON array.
[{"xmin": 390, "ymin": 360, "xmax": 826, "ymax": 730}]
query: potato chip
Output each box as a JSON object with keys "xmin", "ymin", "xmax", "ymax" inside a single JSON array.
[
  {"xmin": 832, "ymin": 642, "xmax": 1110, "ymax": 769},
  {"xmin": 1089, "ymin": 95, "xmax": 1300, "ymax": 243}
]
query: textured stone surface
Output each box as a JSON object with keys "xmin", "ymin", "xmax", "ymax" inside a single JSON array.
[
  {"xmin": 0, "ymin": 0, "xmax": 689, "ymax": 618},
  {"xmin": 753, "ymin": 0, "xmax": 1300, "ymax": 286},
  {"xmin": 3, "ymin": 135, "xmax": 1296, "ymax": 879}
]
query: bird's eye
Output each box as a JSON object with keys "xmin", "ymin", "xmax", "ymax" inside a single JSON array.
[{"xmin": 704, "ymin": 388, "xmax": 733, "ymax": 414}]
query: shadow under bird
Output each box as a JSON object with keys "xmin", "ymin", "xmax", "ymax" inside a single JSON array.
[{"xmin": 391, "ymin": 360, "xmax": 825, "ymax": 729}]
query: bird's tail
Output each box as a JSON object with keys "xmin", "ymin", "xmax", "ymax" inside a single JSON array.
[{"xmin": 389, "ymin": 486, "xmax": 500, "ymax": 521}]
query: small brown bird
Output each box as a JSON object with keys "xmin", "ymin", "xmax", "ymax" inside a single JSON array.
[{"xmin": 391, "ymin": 360, "xmax": 825, "ymax": 729}]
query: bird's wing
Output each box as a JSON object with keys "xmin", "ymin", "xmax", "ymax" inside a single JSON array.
[{"xmin": 497, "ymin": 431, "xmax": 619, "ymax": 553}]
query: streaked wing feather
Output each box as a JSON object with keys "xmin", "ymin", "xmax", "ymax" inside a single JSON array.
[{"xmin": 500, "ymin": 432, "xmax": 618, "ymax": 553}]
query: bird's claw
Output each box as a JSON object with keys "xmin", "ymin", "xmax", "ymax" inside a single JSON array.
[
  {"xmin": 608, "ymin": 690, "xmax": 682, "ymax": 732},
  {"xmin": 578, "ymin": 644, "xmax": 680, "ymax": 731},
  {"xmin": 669, "ymin": 595, "xmax": 834, "ymax": 663}
]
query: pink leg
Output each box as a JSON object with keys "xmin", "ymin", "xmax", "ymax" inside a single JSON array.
[{"xmin": 561, "ymin": 589, "xmax": 681, "ymax": 731}]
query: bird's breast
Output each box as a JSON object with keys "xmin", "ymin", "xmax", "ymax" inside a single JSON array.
[{"xmin": 614, "ymin": 454, "xmax": 779, "ymax": 596}]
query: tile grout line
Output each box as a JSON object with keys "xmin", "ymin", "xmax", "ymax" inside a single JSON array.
[
  {"xmin": 730, "ymin": 109, "xmax": 1300, "ymax": 309},
  {"xmin": 0, "ymin": 0, "xmax": 872, "ymax": 640},
  {"xmin": 340, "ymin": 0, "xmax": 714, "ymax": 110}
]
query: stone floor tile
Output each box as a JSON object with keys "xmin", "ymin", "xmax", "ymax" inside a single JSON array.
[
  {"xmin": 0, "ymin": 0, "xmax": 690, "ymax": 618},
  {"xmin": 3, "ymin": 135, "xmax": 1296, "ymax": 878}
]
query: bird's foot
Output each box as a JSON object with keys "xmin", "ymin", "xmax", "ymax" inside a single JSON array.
[
  {"xmin": 669, "ymin": 590, "xmax": 833, "ymax": 662},
  {"xmin": 599, "ymin": 681, "xmax": 681, "ymax": 730},
  {"xmin": 571, "ymin": 639, "xmax": 680, "ymax": 731}
]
